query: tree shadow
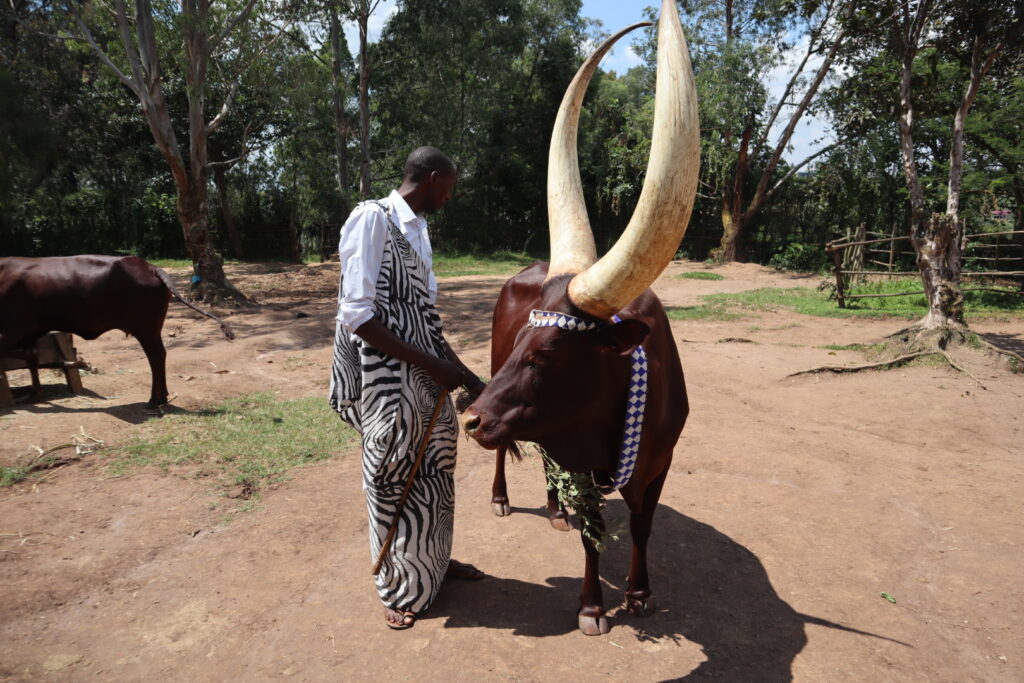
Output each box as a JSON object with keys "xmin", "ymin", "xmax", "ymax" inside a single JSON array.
[
  {"xmin": 428, "ymin": 500, "xmax": 907, "ymax": 681},
  {"xmin": 978, "ymin": 331, "xmax": 1024, "ymax": 356}
]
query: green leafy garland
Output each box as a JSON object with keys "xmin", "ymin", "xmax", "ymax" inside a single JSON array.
[{"xmin": 530, "ymin": 444, "xmax": 622, "ymax": 552}]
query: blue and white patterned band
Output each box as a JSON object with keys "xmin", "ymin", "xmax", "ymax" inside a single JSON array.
[
  {"xmin": 524, "ymin": 309, "xmax": 646, "ymax": 491},
  {"xmin": 526, "ymin": 309, "xmax": 600, "ymax": 332}
]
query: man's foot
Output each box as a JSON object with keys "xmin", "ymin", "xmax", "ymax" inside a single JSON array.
[
  {"xmin": 446, "ymin": 559, "xmax": 485, "ymax": 581},
  {"xmin": 385, "ymin": 607, "xmax": 415, "ymax": 630}
]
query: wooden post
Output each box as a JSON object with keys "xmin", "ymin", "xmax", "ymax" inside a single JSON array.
[
  {"xmin": 55, "ymin": 333, "xmax": 83, "ymax": 394},
  {"xmin": 888, "ymin": 222, "xmax": 898, "ymax": 272},
  {"xmin": 830, "ymin": 245, "xmax": 847, "ymax": 308}
]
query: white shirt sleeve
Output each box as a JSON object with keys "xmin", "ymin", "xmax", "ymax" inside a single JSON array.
[{"xmin": 337, "ymin": 204, "xmax": 388, "ymax": 333}]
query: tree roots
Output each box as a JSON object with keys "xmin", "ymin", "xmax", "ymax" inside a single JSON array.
[{"xmin": 789, "ymin": 321, "xmax": 1022, "ymax": 382}]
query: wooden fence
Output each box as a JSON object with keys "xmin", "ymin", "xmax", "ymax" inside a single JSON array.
[{"xmin": 824, "ymin": 229, "xmax": 1024, "ymax": 308}]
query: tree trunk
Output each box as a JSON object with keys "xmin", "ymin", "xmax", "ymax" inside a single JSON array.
[
  {"xmin": 178, "ymin": 180, "xmax": 232, "ymax": 302},
  {"xmin": 910, "ymin": 213, "xmax": 966, "ymax": 329},
  {"xmin": 357, "ymin": 2, "xmax": 372, "ymax": 198},
  {"xmin": 714, "ymin": 123, "xmax": 751, "ymax": 262},
  {"xmin": 330, "ymin": 8, "xmax": 350, "ymax": 207}
]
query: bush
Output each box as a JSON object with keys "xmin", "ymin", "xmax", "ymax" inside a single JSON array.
[{"xmin": 768, "ymin": 243, "xmax": 827, "ymax": 273}]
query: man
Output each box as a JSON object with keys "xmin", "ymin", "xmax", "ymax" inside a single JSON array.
[{"xmin": 329, "ymin": 146, "xmax": 486, "ymax": 630}]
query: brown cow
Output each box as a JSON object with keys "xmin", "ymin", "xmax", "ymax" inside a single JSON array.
[
  {"xmin": 461, "ymin": 0, "xmax": 699, "ymax": 636},
  {"xmin": 0, "ymin": 255, "xmax": 235, "ymax": 407}
]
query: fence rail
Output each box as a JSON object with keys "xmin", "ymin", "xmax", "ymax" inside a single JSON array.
[{"xmin": 824, "ymin": 229, "xmax": 1024, "ymax": 308}]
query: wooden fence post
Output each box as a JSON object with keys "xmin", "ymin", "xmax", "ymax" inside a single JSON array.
[{"xmin": 829, "ymin": 244, "xmax": 846, "ymax": 308}]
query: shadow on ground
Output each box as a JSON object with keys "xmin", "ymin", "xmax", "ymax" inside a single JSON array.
[{"xmin": 429, "ymin": 500, "xmax": 904, "ymax": 681}]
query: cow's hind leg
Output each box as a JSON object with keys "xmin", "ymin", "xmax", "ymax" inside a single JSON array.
[
  {"xmin": 136, "ymin": 332, "xmax": 168, "ymax": 407},
  {"xmin": 624, "ymin": 468, "xmax": 669, "ymax": 617},
  {"xmin": 578, "ymin": 512, "xmax": 609, "ymax": 635},
  {"xmin": 491, "ymin": 447, "xmax": 511, "ymax": 516}
]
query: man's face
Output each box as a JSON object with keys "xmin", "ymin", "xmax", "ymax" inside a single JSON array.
[{"xmin": 425, "ymin": 169, "xmax": 457, "ymax": 214}]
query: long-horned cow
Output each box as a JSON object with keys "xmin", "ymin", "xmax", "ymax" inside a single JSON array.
[
  {"xmin": 0, "ymin": 255, "xmax": 235, "ymax": 407},
  {"xmin": 461, "ymin": 0, "xmax": 699, "ymax": 636}
]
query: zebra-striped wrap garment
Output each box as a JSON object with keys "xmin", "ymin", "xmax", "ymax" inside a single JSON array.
[{"xmin": 329, "ymin": 200, "xmax": 458, "ymax": 614}]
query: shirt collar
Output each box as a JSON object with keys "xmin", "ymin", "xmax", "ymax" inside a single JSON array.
[{"xmin": 389, "ymin": 190, "xmax": 424, "ymax": 226}]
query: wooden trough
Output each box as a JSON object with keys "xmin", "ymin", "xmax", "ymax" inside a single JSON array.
[{"xmin": 0, "ymin": 333, "xmax": 84, "ymax": 408}]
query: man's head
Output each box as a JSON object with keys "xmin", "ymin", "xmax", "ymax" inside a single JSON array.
[{"xmin": 401, "ymin": 146, "xmax": 457, "ymax": 214}]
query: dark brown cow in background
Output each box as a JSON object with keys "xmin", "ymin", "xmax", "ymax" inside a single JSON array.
[
  {"xmin": 461, "ymin": 0, "xmax": 700, "ymax": 636},
  {"xmin": 0, "ymin": 255, "xmax": 235, "ymax": 407}
]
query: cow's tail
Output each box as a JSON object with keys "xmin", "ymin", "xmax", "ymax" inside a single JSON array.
[{"xmin": 153, "ymin": 267, "xmax": 236, "ymax": 341}]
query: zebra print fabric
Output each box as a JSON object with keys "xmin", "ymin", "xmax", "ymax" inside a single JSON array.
[{"xmin": 329, "ymin": 200, "xmax": 458, "ymax": 614}]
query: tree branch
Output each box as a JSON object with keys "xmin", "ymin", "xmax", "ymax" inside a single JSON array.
[
  {"xmin": 211, "ymin": 0, "xmax": 259, "ymax": 51},
  {"xmin": 65, "ymin": 2, "xmax": 141, "ymax": 98}
]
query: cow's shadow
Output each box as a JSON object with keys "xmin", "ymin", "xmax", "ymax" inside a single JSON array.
[{"xmin": 428, "ymin": 500, "xmax": 904, "ymax": 681}]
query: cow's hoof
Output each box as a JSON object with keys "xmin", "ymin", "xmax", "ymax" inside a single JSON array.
[
  {"xmin": 549, "ymin": 510, "xmax": 571, "ymax": 532},
  {"xmin": 626, "ymin": 593, "xmax": 657, "ymax": 617},
  {"xmin": 578, "ymin": 613, "xmax": 610, "ymax": 636},
  {"xmin": 491, "ymin": 500, "xmax": 511, "ymax": 517}
]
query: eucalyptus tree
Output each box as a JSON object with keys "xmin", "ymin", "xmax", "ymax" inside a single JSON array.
[
  {"xmin": 834, "ymin": 0, "xmax": 1022, "ymax": 344},
  {"xmin": 664, "ymin": 0, "xmax": 858, "ymax": 262},
  {"xmin": 58, "ymin": 0, "xmax": 306, "ymax": 302}
]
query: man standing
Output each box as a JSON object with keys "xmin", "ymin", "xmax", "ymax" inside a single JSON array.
[{"xmin": 329, "ymin": 146, "xmax": 485, "ymax": 630}]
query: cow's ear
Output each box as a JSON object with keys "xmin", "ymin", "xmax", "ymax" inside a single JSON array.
[{"xmin": 599, "ymin": 319, "xmax": 649, "ymax": 354}]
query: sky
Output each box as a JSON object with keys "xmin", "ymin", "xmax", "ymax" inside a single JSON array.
[{"xmin": 346, "ymin": 0, "xmax": 833, "ymax": 164}]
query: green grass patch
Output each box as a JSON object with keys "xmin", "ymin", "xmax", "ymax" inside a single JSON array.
[
  {"xmin": 820, "ymin": 343, "xmax": 874, "ymax": 352},
  {"xmin": 1, "ymin": 464, "xmax": 31, "ymax": 487},
  {"xmin": 433, "ymin": 250, "xmax": 536, "ymax": 277},
  {"xmin": 146, "ymin": 258, "xmax": 194, "ymax": 269},
  {"xmin": 665, "ymin": 302, "xmax": 743, "ymax": 321},
  {"xmin": 678, "ymin": 271, "xmax": 725, "ymax": 281},
  {"xmin": 108, "ymin": 392, "xmax": 358, "ymax": 502},
  {"xmin": 667, "ymin": 279, "xmax": 1023, "ymax": 323}
]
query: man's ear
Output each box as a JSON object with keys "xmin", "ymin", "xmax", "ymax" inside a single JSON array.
[{"xmin": 598, "ymin": 319, "xmax": 649, "ymax": 354}]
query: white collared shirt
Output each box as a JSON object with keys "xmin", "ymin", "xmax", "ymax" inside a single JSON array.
[{"xmin": 336, "ymin": 189, "xmax": 438, "ymax": 335}]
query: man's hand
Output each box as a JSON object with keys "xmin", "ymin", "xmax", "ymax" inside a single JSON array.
[{"xmin": 426, "ymin": 357, "xmax": 464, "ymax": 392}]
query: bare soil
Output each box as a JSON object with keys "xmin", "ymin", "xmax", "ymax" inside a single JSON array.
[{"xmin": 1, "ymin": 260, "xmax": 1021, "ymax": 682}]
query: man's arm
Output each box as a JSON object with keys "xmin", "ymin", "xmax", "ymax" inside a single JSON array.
[{"xmin": 354, "ymin": 318, "xmax": 464, "ymax": 391}]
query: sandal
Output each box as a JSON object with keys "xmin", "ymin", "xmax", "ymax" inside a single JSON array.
[{"xmin": 385, "ymin": 608, "xmax": 416, "ymax": 630}]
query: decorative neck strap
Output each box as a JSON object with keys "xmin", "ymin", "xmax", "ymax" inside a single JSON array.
[
  {"xmin": 525, "ymin": 309, "xmax": 646, "ymax": 491},
  {"xmin": 527, "ymin": 309, "xmax": 599, "ymax": 332}
]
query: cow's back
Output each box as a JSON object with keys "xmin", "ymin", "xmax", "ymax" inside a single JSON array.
[{"xmin": 0, "ymin": 255, "xmax": 169, "ymax": 346}]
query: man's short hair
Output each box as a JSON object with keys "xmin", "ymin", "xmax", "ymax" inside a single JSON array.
[{"xmin": 404, "ymin": 146, "xmax": 456, "ymax": 182}]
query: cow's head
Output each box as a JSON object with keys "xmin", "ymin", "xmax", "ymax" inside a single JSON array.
[{"xmin": 461, "ymin": 0, "xmax": 698, "ymax": 464}]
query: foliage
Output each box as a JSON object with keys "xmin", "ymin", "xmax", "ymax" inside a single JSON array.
[
  {"xmin": 767, "ymin": 242, "xmax": 828, "ymax": 272},
  {"xmin": 539, "ymin": 449, "xmax": 620, "ymax": 552},
  {"xmin": 109, "ymin": 393, "xmax": 358, "ymax": 502}
]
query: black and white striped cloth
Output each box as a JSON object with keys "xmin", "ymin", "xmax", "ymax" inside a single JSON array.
[{"xmin": 329, "ymin": 200, "xmax": 457, "ymax": 615}]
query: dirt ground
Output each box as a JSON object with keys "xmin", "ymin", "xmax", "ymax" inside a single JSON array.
[{"xmin": 1, "ymin": 260, "xmax": 1021, "ymax": 682}]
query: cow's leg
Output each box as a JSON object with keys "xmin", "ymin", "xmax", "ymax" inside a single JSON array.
[
  {"xmin": 578, "ymin": 512, "xmax": 608, "ymax": 635},
  {"xmin": 27, "ymin": 355, "xmax": 41, "ymax": 398},
  {"xmin": 136, "ymin": 332, "xmax": 168, "ymax": 407},
  {"xmin": 624, "ymin": 468, "xmax": 669, "ymax": 617},
  {"xmin": 545, "ymin": 485, "xmax": 571, "ymax": 531},
  {"xmin": 491, "ymin": 447, "xmax": 511, "ymax": 517}
]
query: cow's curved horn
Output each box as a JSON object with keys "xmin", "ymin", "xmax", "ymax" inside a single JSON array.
[
  {"xmin": 568, "ymin": 0, "xmax": 700, "ymax": 319},
  {"xmin": 546, "ymin": 21, "xmax": 652, "ymax": 281}
]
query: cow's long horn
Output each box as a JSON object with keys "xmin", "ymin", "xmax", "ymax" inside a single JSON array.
[
  {"xmin": 546, "ymin": 21, "xmax": 651, "ymax": 281},
  {"xmin": 568, "ymin": 0, "xmax": 700, "ymax": 319}
]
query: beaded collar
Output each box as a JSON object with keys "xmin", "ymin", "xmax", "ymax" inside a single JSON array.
[{"xmin": 526, "ymin": 309, "xmax": 648, "ymax": 490}]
